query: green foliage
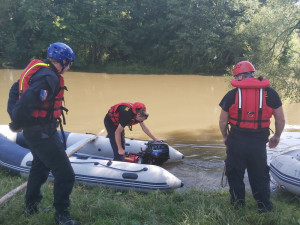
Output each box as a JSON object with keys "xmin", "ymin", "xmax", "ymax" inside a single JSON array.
[
  {"xmin": 166, "ymin": 0, "xmax": 253, "ymax": 73},
  {"xmin": 0, "ymin": 0, "xmax": 299, "ymax": 99},
  {"xmin": 235, "ymin": 0, "xmax": 300, "ymax": 101}
]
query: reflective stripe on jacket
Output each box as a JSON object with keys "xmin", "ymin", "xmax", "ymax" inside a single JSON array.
[{"xmin": 19, "ymin": 59, "xmax": 65, "ymax": 120}]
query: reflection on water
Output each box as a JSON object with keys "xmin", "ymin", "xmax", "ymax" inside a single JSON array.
[{"xmin": 1, "ymin": 69, "xmax": 300, "ymax": 191}]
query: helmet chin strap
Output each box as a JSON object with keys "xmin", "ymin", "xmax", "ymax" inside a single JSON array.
[
  {"xmin": 57, "ymin": 64, "xmax": 64, "ymax": 74},
  {"xmin": 50, "ymin": 61, "xmax": 63, "ymax": 74},
  {"xmin": 58, "ymin": 61, "xmax": 67, "ymax": 74}
]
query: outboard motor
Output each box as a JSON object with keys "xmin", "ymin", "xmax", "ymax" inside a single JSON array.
[{"xmin": 141, "ymin": 141, "xmax": 170, "ymax": 166}]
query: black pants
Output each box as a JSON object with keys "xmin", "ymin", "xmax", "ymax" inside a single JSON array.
[
  {"xmin": 225, "ymin": 128, "xmax": 272, "ymax": 210},
  {"xmin": 104, "ymin": 114, "xmax": 125, "ymax": 161},
  {"xmin": 23, "ymin": 124, "xmax": 75, "ymax": 213}
]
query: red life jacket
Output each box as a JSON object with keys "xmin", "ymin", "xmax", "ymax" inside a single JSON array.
[
  {"xmin": 108, "ymin": 102, "xmax": 146, "ymax": 126},
  {"xmin": 228, "ymin": 78, "xmax": 273, "ymax": 129},
  {"xmin": 19, "ymin": 59, "xmax": 66, "ymax": 120}
]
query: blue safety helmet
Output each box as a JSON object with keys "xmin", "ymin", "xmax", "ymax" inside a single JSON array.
[{"xmin": 47, "ymin": 42, "xmax": 75, "ymax": 68}]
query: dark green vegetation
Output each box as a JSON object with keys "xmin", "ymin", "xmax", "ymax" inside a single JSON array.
[
  {"xmin": 0, "ymin": 168, "xmax": 299, "ymax": 225},
  {"xmin": 0, "ymin": 0, "xmax": 300, "ymax": 99}
]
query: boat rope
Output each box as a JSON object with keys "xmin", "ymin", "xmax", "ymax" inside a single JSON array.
[
  {"xmin": 221, "ymin": 125, "xmax": 229, "ymax": 188},
  {"xmin": 70, "ymin": 161, "xmax": 148, "ymax": 173},
  {"xmin": 269, "ymin": 179, "xmax": 281, "ymax": 189},
  {"xmin": 221, "ymin": 164, "xmax": 228, "ymax": 187}
]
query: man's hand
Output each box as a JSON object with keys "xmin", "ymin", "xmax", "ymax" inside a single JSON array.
[
  {"xmin": 154, "ymin": 138, "xmax": 164, "ymax": 142},
  {"xmin": 118, "ymin": 148, "xmax": 125, "ymax": 156},
  {"xmin": 270, "ymin": 106, "xmax": 285, "ymax": 148},
  {"xmin": 9, "ymin": 122, "xmax": 22, "ymax": 133},
  {"xmin": 11, "ymin": 128, "xmax": 23, "ymax": 133},
  {"xmin": 269, "ymin": 135, "xmax": 280, "ymax": 148}
]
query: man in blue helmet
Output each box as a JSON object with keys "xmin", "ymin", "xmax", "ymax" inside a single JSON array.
[{"xmin": 7, "ymin": 42, "xmax": 80, "ymax": 225}]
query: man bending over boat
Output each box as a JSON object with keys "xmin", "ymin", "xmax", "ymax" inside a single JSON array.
[
  {"xmin": 218, "ymin": 61, "xmax": 285, "ymax": 213},
  {"xmin": 104, "ymin": 102, "xmax": 163, "ymax": 161}
]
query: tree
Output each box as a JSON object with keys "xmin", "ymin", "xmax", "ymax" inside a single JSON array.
[
  {"xmin": 0, "ymin": 0, "xmax": 61, "ymax": 67},
  {"xmin": 237, "ymin": 0, "xmax": 300, "ymax": 101}
]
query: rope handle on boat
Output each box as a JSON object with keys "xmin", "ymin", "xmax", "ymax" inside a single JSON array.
[
  {"xmin": 0, "ymin": 129, "xmax": 105, "ymax": 205},
  {"xmin": 70, "ymin": 161, "xmax": 148, "ymax": 173}
]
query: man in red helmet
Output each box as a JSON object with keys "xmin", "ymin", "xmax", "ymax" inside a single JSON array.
[
  {"xmin": 218, "ymin": 61, "xmax": 285, "ymax": 212},
  {"xmin": 104, "ymin": 102, "xmax": 163, "ymax": 161}
]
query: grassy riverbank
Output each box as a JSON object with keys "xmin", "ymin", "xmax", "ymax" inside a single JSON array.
[{"xmin": 0, "ymin": 169, "xmax": 299, "ymax": 225}]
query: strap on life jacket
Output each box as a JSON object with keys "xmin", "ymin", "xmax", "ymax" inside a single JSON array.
[{"xmin": 57, "ymin": 117, "xmax": 66, "ymax": 149}]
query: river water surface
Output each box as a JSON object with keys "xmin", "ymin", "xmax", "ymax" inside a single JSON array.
[{"xmin": 1, "ymin": 69, "xmax": 300, "ymax": 191}]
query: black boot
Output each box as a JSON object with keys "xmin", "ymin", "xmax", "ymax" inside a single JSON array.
[
  {"xmin": 54, "ymin": 211, "xmax": 81, "ymax": 225},
  {"xmin": 258, "ymin": 201, "xmax": 273, "ymax": 213},
  {"xmin": 230, "ymin": 195, "xmax": 245, "ymax": 209},
  {"xmin": 231, "ymin": 199, "xmax": 245, "ymax": 209},
  {"xmin": 24, "ymin": 204, "xmax": 38, "ymax": 215}
]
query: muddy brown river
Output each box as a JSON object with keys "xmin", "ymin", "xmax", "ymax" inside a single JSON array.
[{"xmin": 1, "ymin": 69, "xmax": 300, "ymax": 191}]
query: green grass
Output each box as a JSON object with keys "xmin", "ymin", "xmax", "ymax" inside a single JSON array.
[{"xmin": 0, "ymin": 168, "xmax": 299, "ymax": 225}]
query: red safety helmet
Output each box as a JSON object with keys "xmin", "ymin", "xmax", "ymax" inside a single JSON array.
[
  {"xmin": 132, "ymin": 102, "xmax": 146, "ymax": 114},
  {"xmin": 233, "ymin": 61, "xmax": 255, "ymax": 76}
]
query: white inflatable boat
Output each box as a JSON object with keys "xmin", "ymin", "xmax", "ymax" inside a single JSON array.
[
  {"xmin": 0, "ymin": 125, "xmax": 184, "ymax": 165},
  {"xmin": 0, "ymin": 133, "xmax": 184, "ymax": 192},
  {"xmin": 270, "ymin": 149, "xmax": 300, "ymax": 195}
]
